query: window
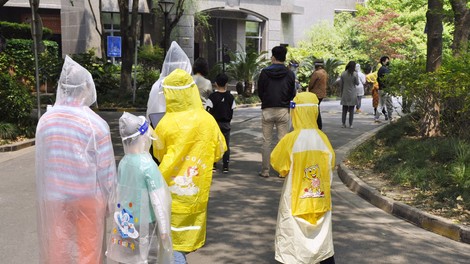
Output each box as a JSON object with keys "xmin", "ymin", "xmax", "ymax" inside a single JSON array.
[{"xmin": 245, "ymin": 21, "xmax": 261, "ymax": 54}]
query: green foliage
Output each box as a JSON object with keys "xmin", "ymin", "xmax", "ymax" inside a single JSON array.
[
  {"xmin": 226, "ymin": 49, "xmax": 269, "ymax": 83},
  {"xmin": 71, "ymin": 50, "xmax": 121, "ymax": 98},
  {"xmin": 225, "ymin": 48, "xmax": 269, "ymax": 96},
  {"xmin": 349, "ymin": 115, "xmax": 470, "ymax": 210},
  {"xmin": 0, "ymin": 73, "xmax": 33, "ymax": 125},
  {"xmin": 0, "ymin": 123, "xmax": 18, "ymax": 140},
  {"xmin": 0, "ymin": 21, "xmax": 53, "ymax": 39},
  {"xmin": 387, "ymin": 53, "xmax": 470, "ymax": 139},
  {"xmin": 138, "ymin": 44, "xmax": 164, "ymax": 70},
  {"xmin": 136, "ymin": 64, "xmax": 159, "ymax": 99},
  {"xmin": 234, "ymin": 94, "xmax": 260, "ymax": 105},
  {"xmin": 0, "ymin": 39, "xmax": 60, "ymax": 90}
]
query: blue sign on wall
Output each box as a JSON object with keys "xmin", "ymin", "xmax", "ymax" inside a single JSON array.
[{"xmin": 107, "ymin": 36, "xmax": 121, "ymax": 57}]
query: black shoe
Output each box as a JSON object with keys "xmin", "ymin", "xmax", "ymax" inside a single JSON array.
[{"xmin": 223, "ymin": 167, "xmax": 229, "ymax": 173}]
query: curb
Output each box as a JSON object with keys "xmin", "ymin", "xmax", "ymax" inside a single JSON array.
[
  {"xmin": 337, "ymin": 151, "xmax": 470, "ymax": 244},
  {"xmin": 0, "ymin": 138, "xmax": 35, "ymax": 152}
]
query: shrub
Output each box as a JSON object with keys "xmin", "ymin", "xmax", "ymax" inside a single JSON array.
[
  {"xmin": 0, "ymin": 73, "xmax": 33, "ymax": 124},
  {"xmin": 0, "ymin": 122, "xmax": 18, "ymax": 140},
  {"xmin": 71, "ymin": 50, "xmax": 121, "ymax": 99},
  {"xmin": 0, "ymin": 38, "xmax": 60, "ymax": 91},
  {"xmin": 0, "ymin": 21, "xmax": 53, "ymax": 40},
  {"xmin": 138, "ymin": 44, "xmax": 164, "ymax": 70}
]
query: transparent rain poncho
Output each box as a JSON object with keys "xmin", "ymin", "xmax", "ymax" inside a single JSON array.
[
  {"xmin": 270, "ymin": 92, "xmax": 336, "ymax": 264},
  {"xmin": 152, "ymin": 69, "xmax": 226, "ymax": 252},
  {"xmin": 35, "ymin": 55, "xmax": 117, "ymax": 263},
  {"xmin": 106, "ymin": 112, "xmax": 173, "ymax": 264},
  {"xmin": 146, "ymin": 41, "xmax": 192, "ymax": 117}
]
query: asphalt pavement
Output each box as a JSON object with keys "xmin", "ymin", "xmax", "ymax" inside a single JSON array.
[{"xmin": 1, "ymin": 98, "xmax": 470, "ymax": 263}]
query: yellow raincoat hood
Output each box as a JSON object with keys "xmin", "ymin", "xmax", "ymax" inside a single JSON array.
[
  {"xmin": 291, "ymin": 92, "xmax": 320, "ymax": 130},
  {"xmin": 163, "ymin": 69, "xmax": 203, "ymax": 112},
  {"xmin": 153, "ymin": 69, "xmax": 226, "ymax": 252}
]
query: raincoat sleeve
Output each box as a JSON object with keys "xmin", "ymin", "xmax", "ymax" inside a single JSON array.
[
  {"xmin": 271, "ymin": 135, "xmax": 293, "ymax": 177},
  {"xmin": 152, "ymin": 127, "xmax": 167, "ymax": 162},
  {"xmin": 96, "ymin": 131, "xmax": 117, "ymax": 214},
  {"xmin": 147, "ymin": 173, "xmax": 172, "ymax": 251}
]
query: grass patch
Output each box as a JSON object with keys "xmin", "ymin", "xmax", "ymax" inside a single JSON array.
[{"xmin": 348, "ymin": 115, "xmax": 470, "ymax": 213}]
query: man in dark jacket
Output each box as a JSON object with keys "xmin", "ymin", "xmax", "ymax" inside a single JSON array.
[
  {"xmin": 375, "ymin": 55, "xmax": 394, "ymax": 122},
  {"xmin": 257, "ymin": 45, "xmax": 296, "ymax": 178}
]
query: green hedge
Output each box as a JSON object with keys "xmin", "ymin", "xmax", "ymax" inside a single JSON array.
[
  {"xmin": 0, "ymin": 21, "xmax": 53, "ymax": 39},
  {"xmin": 0, "ymin": 38, "xmax": 61, "ymax": 90},
  {"xmin": 0, "ymin": 73, "xmax": 33, "ymax": 125}
]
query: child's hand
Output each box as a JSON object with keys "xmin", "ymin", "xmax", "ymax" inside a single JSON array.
[{"xmin": 161, "ymin": 233, "xmax": 172, "ymax": 251}]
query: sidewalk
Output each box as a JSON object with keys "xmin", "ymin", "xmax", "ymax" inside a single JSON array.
[{"xmin": 1, "ymin": 106, "xmax": 468, "ymax": 246}]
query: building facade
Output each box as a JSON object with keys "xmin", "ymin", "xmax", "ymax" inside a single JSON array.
[{"xmin": 1, "ymin": 0, "xmax": 359, "ymax": 65}]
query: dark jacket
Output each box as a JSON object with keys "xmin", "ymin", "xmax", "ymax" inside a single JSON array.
[
  {"xmin": 258, "ymin": 64, "xmax": 296, "ymax": 109},
  {"xmin": 377, "ymin": 65, "xmax": 390, "ymax": 90},
  {"xmin": 206, "ymin": 91, "xmax": 235, "ymax": 123}
]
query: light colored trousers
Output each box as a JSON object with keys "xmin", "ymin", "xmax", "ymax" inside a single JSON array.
[
  {"xmin": 261, "ymin": 107, "xmax": 290, "ymax": 175},
  {"xmin": 375, "ymin": 90, "xmax": 394, "ymax": 120}
]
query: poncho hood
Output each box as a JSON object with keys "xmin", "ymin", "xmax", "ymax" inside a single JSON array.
[
  {"xmin": 292, "ymin": 92, "xmax": 319, "ymax": 130},
  {"xmin": 162, "ymin": 69, "xmax": 203, "ymax": 113},
  {"xmin": 55, "ymin": 55, "xmax": 97, "ymax": 107}
]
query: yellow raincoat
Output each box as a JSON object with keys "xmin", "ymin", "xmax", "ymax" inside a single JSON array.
[
  {"xmin": 152, "ymin": 69, "xmax": 226, "ymax": 252},
  {"xmin": 271, "ymin": 92, "xmax": 335, "ymax": 264}
]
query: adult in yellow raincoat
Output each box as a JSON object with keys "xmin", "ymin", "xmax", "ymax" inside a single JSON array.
[
  {"xmin": 152, "ymin": 69, "xmax": 226, "ymax": 262},
  {"xmin": 271, "ymin": 92, "xmax": 336, "ymax": 264}
]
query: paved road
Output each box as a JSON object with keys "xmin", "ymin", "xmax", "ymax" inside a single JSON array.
[{"xmin": 1, "ymin": 98, "xmax": 470, "ymax": 263}]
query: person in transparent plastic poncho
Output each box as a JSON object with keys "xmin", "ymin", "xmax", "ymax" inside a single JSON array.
[
  {"xmin": 152, "ymin": 69, "xmax": 226, "ymax": 260},
  {"xmin": 147, "ymin": 41, "xmax": 192, "ymax": 117},
  {"xmin": 106, "ymin": 112, "xmax": 173, "ymax": 264},
  {"xmin": 271, "ymin": 92, "xmax": 336, "ymax": 264},
  {"xmin": 35, "ymin": 55, "xmax": 117, "ymax": 264}
]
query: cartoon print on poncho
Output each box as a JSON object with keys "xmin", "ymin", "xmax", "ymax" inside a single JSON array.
[
  {"xmin": 169, "ymin": 166, "xmax": 200, "ymax": 196},
  {"xmin": 114, "ymin": 203, "xmax": 139, "ymax": 239},
  {"xmin": 300, "ymin": 164, "xmax": 325, "ymax": 198}
]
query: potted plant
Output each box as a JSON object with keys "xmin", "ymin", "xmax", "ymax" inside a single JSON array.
[{"xmin": 225, "ymin": 49, "xmax": 269, "ymax": 97}]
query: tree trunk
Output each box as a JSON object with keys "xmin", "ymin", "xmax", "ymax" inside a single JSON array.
[
  {"xmin": 450, "ymin": 0, "xmax": 470, "ymax": 56},
  {"xmin": 422, "ymin": 0, "xmax": 443, "ymax": 138},
  {"xmin": 118, "ymin": 0, "xmax": 139, "ymax": 92},
  {"xmin": 243, "ymin": 81, "xmax": 253, "ymax": 97}
]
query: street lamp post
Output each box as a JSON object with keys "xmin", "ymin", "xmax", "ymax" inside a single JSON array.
[{"xmin": 158, "ymin": 0, "xmax": 175, "ymax": 57}]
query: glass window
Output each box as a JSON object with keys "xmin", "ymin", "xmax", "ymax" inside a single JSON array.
[{"xmin": 245, "ymin": 21, "xmax": 261, "ymax": 54}]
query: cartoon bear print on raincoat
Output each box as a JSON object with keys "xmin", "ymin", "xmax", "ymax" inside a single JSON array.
[
  {"xmin": 271, "ymin": 92, "xmax": 336, "ymax": 264},
  {"xmin": 152, "ymin": 68, "xmax": 227, "ymax": 252}
]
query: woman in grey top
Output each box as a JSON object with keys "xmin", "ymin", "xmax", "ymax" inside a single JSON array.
[{"xmin": 339, "ymin": 61, "xmax": 359, "ymax": 128}]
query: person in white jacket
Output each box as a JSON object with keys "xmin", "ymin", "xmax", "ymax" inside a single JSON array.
[
  {"xmin": 271, "ymin": 92, "xmax": 336, "ymax": 264},
  {"xmin": 106, "ymin": 112, "xmax": 173, "ymax": 264},
  {"xmin": 355, "ymin": 63, "xmax": 366, "ymax": 113}
]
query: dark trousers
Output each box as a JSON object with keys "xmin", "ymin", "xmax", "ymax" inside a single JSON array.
[
  {"xmin": 317, "ymin": 98, "xmax": 324, "ymax": 130},
  {"xmin": 320, "ymin": 255, "xmax": 336, "ymax": 264},
  {"xmin": 218, "ymin": 122, "xmax": 231, "ymax": 167},
  {"xmin": 342, "ymin": 105, "xmax": 355, "ymax": 126}
]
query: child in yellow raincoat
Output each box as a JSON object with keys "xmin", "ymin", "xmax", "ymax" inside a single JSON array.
[
  {"xmin": 152, "ymin": 68, "xmax": 226, "ymax": 263},
  {"xmin": 271, "ymin": 92, "xmax": 336, "ymax": 264}
]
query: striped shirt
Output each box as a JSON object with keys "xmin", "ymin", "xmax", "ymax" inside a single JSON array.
[{"xmin": 36, "ymin": 105, "xmax": 116, "ymax": 200}]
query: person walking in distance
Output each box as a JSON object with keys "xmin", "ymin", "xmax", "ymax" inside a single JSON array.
[
  {"xmin": 206, "ymin": 73, "xmax": 236, "ymax": 173},
  {"xmin": 375, "ymin": 56, "xmax": 394, "ymax": 122},
  {"xmin": 35, "ymin": 56, "xmax": 117, "ymax": 264},
  {"xmin": 339, "ymin": 61, "xmax": 359, "ymax": 128},
  {"xmin": 355, "ymin": 63, "xmax": 366, "ymax": 113},
  {"xmin": 257, "ymin": 45, "xmax": 296, "ymax": 178},
  {"xmin": 308, "ymin": 59, "xmax": 328, "ymax": 130}
]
